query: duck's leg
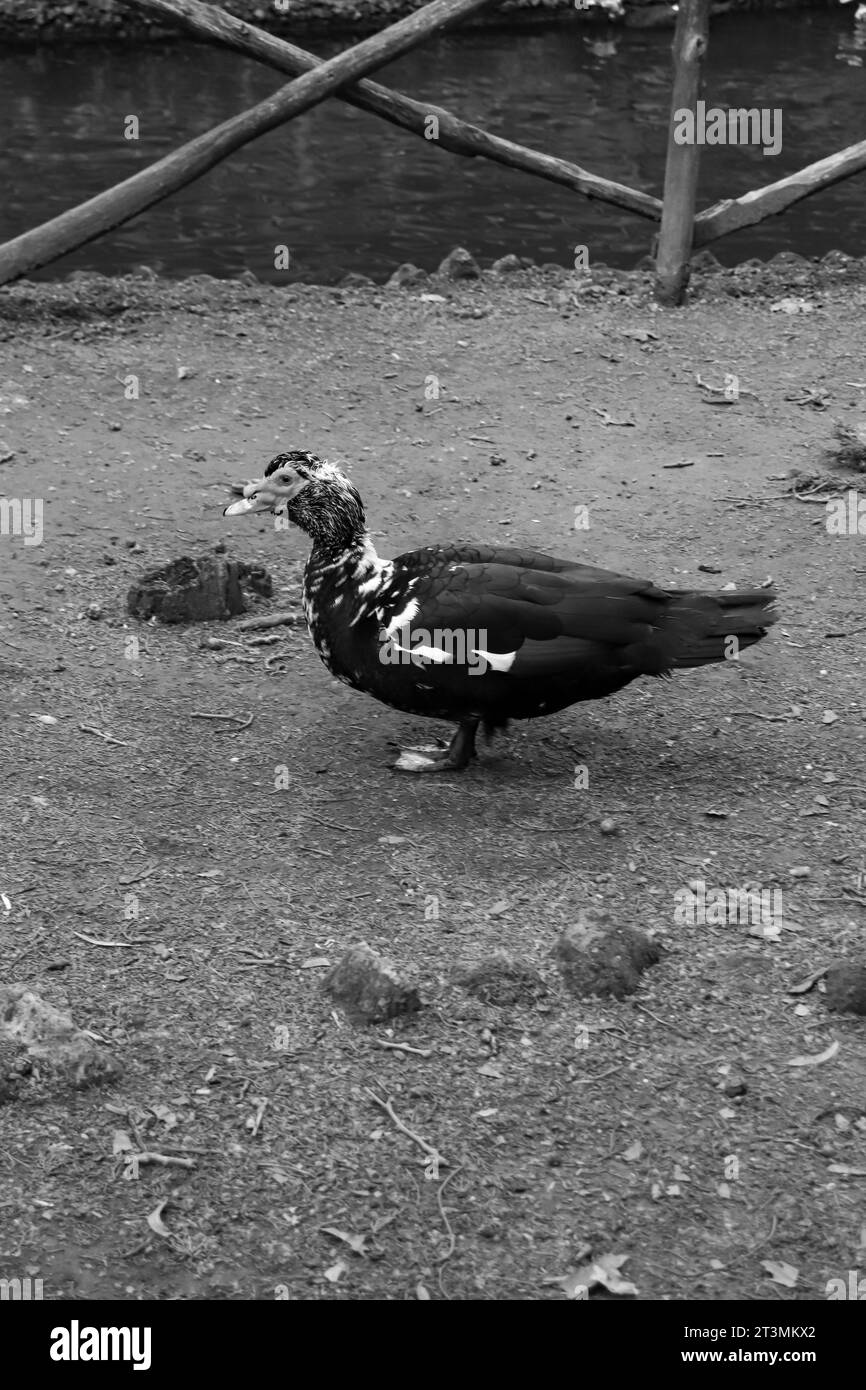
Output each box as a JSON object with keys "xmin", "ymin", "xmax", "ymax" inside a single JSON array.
[{"xmin": 395, "ymin": 719, "xmax": 479, "ymax": 773}]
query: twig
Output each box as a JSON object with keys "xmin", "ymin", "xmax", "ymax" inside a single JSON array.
[
  {"xmin": 592, "ymin": 407, "xmax": 635, "ymax": 427},
  {"xmin": 130, "ymin": 1152, "xmax": 197, "ymax": 1170},
  {"xmin": 190, "ymin": 711, "xmax": 253, "ymax": 730},
  {"xmin": 571, "ymin": 1063, "xmax": 625, "ymax": 1085},
  {"xmin": 631, "ymin": 1000, "xmax": 690, "ymax": 1039},
  {"xmin": 365, "ymin": 1088, "xmax": 444, "ymax": 1166},
  {"xmin": 235, "ymin": 611, "xmax": 302, "ymax": 632},
  {"xmin": 435, "ymin": 1162, "xmax": 465, "ymax": 1264},
  {"xmin": 78, "ymin": 724, "xmax": 129, "ymax": 746},
  {"xmin": 729, "ymin": 708, "xmax": 800, "ymax": 723},
  {"xmin": 308, "ymin": 813, "xmax": 364, "ymax": 833},
  {"xmin": 748, "ymin": 1212, "xmax": 777, "ymax": 1256},
  {"xmin": 247, "ymin": 1098, "xmax": 268, "ymax": 1138},
  {"xmin": 71, "ymin": 931, "xmax": 148, "ymax": 948},
  {"xmin": 790, "ymin": 488, "xmax": 840, "ymax": 504},
  {"xmin": 377, "ymin": 1039, "xmax": 433, "ymax": 1058},
  {"xmin": 118, "ymin": 863, "xmax": 159, "ymax": 886}
]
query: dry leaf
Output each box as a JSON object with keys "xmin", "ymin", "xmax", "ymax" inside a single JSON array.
[
  {"xmin": 321, "ymin": 1227, "xmax": 367, "ymax": 1256},
  {"xmin": 788, "ymin": 1039, "xmax": 840, "ymax": 1067},
  {"xmin": 788, "ymin": 968, "xmax": 828, "ymax": 995},
  {"xmin": 623, "ymin": 1140, "xmax": 643, "ymax": 1162},
  {"xmin": 574, "ymin": 1253, "xmax": 638, "ymax": 1297},
  {"xmin": 323, "ymin": 1260, "xmax": 347, "ymax": 1283},
  {"xmin": 761, "ymin": 1259, "xmax": 798, "ymax": 1288},
  {"xmin": 416, "ymin": 1283, "xmax": 431, "ymax": 1300},
  {"xmin": 146, "ymin": 1200, "xmax": 172, "ymax": 1239}
]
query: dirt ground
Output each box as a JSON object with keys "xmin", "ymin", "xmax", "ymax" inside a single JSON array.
[{"xmin": 1, "ymin": 253, "xmax": 864, "ymax": 1301}]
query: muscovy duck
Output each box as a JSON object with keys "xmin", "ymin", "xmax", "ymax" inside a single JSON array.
[{"xmin": 224, "ymin": 451, "xmax": 777, "ymax": 772}]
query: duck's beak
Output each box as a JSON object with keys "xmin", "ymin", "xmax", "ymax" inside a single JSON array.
[
  {"xmin": 223, "ymin": 488, "xmax": 271, "ymax": 517},
  {"xmin": 223, "ymin": 468, "xmax": 310, "ymax": 517}
]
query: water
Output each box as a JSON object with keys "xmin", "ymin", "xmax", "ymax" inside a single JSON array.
[{"xmin": 1, "ymin": 11, "xmax": 865, "ymax": 283}]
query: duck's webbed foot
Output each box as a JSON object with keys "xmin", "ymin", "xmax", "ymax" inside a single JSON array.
[{"xmin": 394, "ymin": 719, "xmax": 479, "ymax": 773}]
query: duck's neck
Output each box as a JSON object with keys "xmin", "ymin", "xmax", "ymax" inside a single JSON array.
[{"xmin": 307, "ymin": 530, "xmax": 391, "ymax": 588}]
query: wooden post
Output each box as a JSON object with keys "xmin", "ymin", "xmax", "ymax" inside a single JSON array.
[
  {"xmin": 0, "ymin": 0, "xmax": 498, "ymax": 285},
  {"xmin": 654, "ymin": 0, "xmax": 710, "ymax": 306},
  {"xmin": 115, "ymin": 0, "xmax": 664, "ymax": 227}
]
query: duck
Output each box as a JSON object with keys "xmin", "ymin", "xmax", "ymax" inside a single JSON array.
[{"xmin": 223, "ymin": 450, "xmax": 777, "ymax": 773}]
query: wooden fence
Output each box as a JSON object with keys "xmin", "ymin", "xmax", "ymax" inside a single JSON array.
[{"xmin": 0, "ymin": 0, "xmax": 863, "ymax": 304}]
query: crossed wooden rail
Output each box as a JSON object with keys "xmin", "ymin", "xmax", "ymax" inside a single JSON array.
[{"xmin": 0, "ymin": 0, "xmax": 863, "ymax": 304}]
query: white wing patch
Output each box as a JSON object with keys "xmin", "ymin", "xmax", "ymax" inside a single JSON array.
[
  {"xmin": 472, "ymin": 647, "xmax": 518, "ymax": 672},
  {"xmin": 392, "ymin": 639, "xmax": 454, "ymax": 665},
  {"xmin": 382, "ymin": 597, "xmax": 420, "ymax": 638}
]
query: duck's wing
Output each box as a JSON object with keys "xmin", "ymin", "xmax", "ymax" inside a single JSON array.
[{"xmin": 385, "ymin": 548, "xmax": 675, "ymax": 679}]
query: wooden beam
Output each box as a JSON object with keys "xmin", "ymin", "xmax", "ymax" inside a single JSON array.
[
  {"xmin": 694, "ymin": 138, "xmax": 866, "ymax": 246},
  {"xmin": 0, "ymin": 0, "xmax": 499, "ymax": 285},
  {"xmin": 654, "ymin": 0, "xmax": 710, "ymax": 306},
  {"xmin": 115, "ymin": 0, "xmax": 663, "ymax": 227}
]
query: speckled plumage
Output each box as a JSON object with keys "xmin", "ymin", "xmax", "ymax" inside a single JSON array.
[{"xmin": 225, "ymin": 451, "xmax": 778, "ymax": 772}]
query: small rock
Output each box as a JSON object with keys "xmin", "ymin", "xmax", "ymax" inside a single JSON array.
[
  {"xmin": 690, "ymin": 249, "xmax": 722, "ymax": 271},
  {"xmin": 554, "ymin": 908, "xmax": 661, "ymax": 1000},
  {"xmin": 721, "ymin": 1074, "xmax": 748, "ymax": 1098},
  {"xmin": 85, "ymin": 602, "xmax": 103, "ymax": 621},
  {"xmin": 0, "ymin": 985, "xmax": 121, "ymax": 1092},
  {"xmin": 339, "ymin": 272, "xmax": 375, "ymax": 287},
  {"xmin": 767, "ymin": 251, "xmax": 809, "ymax": 269},
  {"xmin": 490, "ymin": 254, "xmax": 522, "ymax": 274},
  {"xmin": 823, "ymin": 964, "xmax": 866, "ymax": 1016},
  {"xmin": 458, "ymin": 952, "xmax": 547, "ymax": 1007},
  {"xmin": 387, "ymin": 263, "xmax": 428, "ymax": 288},
  {"xmin": 322, "ymin": 944, "xmax": 421, "ymax": 1024},
  {"xmin": 599, "ymin": 818, "xmax": 618, "ymax": 835},
  {"xmin": 437, "ymin": 247, "xmax": 480, "ymax": 280}
]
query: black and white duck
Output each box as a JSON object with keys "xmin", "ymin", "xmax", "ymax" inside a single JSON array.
[{"xmin": 224, "ymin": 450, "xmax": 777, "ymax": 773}]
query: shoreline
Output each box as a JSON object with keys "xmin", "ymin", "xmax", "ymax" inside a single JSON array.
[
  {"xmin": 0, "ymin": 0, "xmax": 842, "ymax": 45},
  {"xmin": 2, "ymin": 244, "xmax": 865, "ymax": 321}
]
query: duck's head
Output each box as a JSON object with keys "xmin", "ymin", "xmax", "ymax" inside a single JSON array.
[{"xmin": 224, "ymin": 450, "xmax": 366, "ymax": 549}]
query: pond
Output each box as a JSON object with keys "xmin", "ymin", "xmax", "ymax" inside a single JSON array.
[{"xmin": 1, "ymin": 9, "xmax": 865, "ymax": 282}]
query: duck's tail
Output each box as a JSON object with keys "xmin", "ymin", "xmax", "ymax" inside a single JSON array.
[{"xmin": 665, "ymin": 588, "xmax": 778, "ymax": 669}]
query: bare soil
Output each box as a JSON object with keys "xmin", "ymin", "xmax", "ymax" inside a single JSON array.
[{"xmin": 1, "ymin": 255, "xmax": 864, "ymax": 1301}]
